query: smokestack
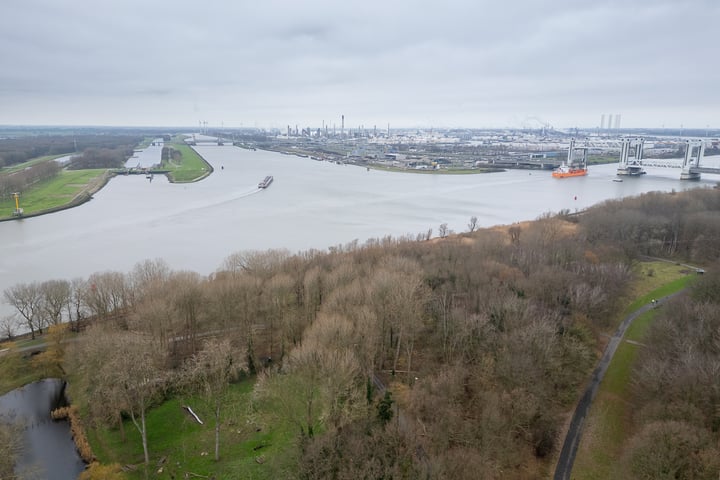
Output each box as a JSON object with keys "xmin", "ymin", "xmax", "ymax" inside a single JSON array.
[
  {"xmin": 341, "ymin": 115, "xmax": 345, "ymax": 138},
  {"xmin": 600, "ymin": 114, "xmax": 605, "ymax": 130}
]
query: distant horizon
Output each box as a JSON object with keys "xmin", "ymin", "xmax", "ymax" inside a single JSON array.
[{"xmin": 1, "ymin": 123, "xmax": 719, "ymax": 135}]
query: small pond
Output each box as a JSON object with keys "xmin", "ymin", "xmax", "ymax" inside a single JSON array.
[{"xmin": 0, "ymin": 379, "xmax": 85, "ymax": 479}]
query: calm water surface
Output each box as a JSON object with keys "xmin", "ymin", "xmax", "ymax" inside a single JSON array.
[
  {"xmin": 0, "ymin": 379, "xmax": 84, "ymax": 480},
  {"xmin": 1, "ymin": 145, "xmax": 718, "ymax": 319}
]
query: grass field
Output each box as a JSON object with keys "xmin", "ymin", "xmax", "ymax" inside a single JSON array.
[
  {"xmin": 0, "ymin": 169, "xmax": 107, "ymax": 219},
  {"xmin": 570, "ymin": 268, "xmax": 697, "ymax": 479},
  {"xmin": 163, "ymin": 141, "xmax": 212, "ymax": 183},
  {"xmin": 85, "ymin": 379, "xmax": 298, "ymax": 479}
]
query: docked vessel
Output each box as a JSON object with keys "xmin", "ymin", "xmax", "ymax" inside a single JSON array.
[
  {"xmin": 552, "ymin": 138, "xmax": 588, "ymax": 178},
  {"xmin": 258, "ymin": 175, "xmax": 273, "ymax": 189}
]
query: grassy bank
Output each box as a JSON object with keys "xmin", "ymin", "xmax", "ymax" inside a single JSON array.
[
  {"xmin": 570, "ymin": 269, "xmax": 697, "ymax": 479},
  {"xmin": 0, "ymin": 169, "xmax": 107, "ymax": 220},
  {"xmin": 163, "ymin": 138, "xmax": 212, "ymax": 183},
  {"xmin": 0, "ymin": 333, "xmax": 64, "ymax": 395}
]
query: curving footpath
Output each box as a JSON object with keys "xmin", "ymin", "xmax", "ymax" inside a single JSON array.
[{"xmin": 553, "ymin": 291, "xmax": 684, "ymax": 480}]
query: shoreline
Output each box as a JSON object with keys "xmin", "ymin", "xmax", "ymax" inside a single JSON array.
[
  {"xmin": 0, "ymin": 145, "xmax": 214, "ymax": 222},
  {"xmin": 0, "ymin": 170, "xmax": 114, "ymax": 223}
]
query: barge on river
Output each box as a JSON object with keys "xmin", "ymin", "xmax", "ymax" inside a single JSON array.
[{"xmin": 258, "ymin": 175, "xmax": 273, "ymax": 189}]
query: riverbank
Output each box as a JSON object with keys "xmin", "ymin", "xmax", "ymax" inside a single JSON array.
[
  {"xmin": 366, "ymin": 164, "xmax": 504, "ymax": 174},
  {"xmin": 0, "ymin": 140, "xmax": 213, "ymax": 221},
  {"xmin": 163, "ymin": 141, "xmax": 213, "ymax": 182},
  {"xmin": 0, "ymin": 169, "xmax": 110, "ymax": 222}
]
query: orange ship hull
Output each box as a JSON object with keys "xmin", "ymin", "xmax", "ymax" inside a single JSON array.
[{"xmin": 552, "ymin": 168, "xmax": 587, "ymax": 178}]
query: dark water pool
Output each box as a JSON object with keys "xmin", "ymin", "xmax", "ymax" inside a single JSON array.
[{"xmin": 0, "ymin": 379, "xmax": 85, "ymax": 480}]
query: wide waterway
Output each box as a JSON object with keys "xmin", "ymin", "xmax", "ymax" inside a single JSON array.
[{"xmin": 1, "ymin": 144, "xmax": 718, "ymax": 320}]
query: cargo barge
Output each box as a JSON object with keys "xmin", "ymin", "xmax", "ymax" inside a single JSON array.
[{"xmin": 258, "ymin": 175, "xmax": 273, "ymax": 188}]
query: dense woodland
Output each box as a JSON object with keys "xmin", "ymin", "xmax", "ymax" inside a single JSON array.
[
  {"xmin": 0, "ymin": 134, "xmax": 142, "ymax": 168},
  {"xmin": 624, "ymin": 263, "xmax": 720, "ymax": 478},
  {"xmin": 2, "ymin": 187, "xmax": 719, "ymax": 479},
  {"xmin": 67, "ymin": 146, "xmax": 137, "ymax": 170}
]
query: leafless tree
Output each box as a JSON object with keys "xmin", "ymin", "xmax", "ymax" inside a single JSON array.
[
  {"xmin": 438, "ymin": 223, "xmax": 449, "ymax": 238},
  {"xmin": 255, "ymin": 313, "xmax": 363, "ymax": 438},
  {"xmin": 0, "ymin": 315, "xmax": 17, "ymax": 341},
  {"xmin": 84, "ymin": 271, "xmax": 132, "ymax": 324},
  {"xmin": 39, "ymin": 279, "xmax": 71, "ymax": 327},
  {"xmin": 66, "ymin": 277, "xmax": 88, "ymax": 330},
  {"xmin": 3, "ymin": 282, "xmax": 42, "ymax": 339},
  {"xmin": 468, "ymin": 215, "xmax": 478, "ymax": 232},
  {"xmin": 181, "ymin": 338, "xmax": 246, "ymax": 461}
]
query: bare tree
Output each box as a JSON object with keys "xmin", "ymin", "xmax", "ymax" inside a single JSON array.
[
  {"xmin": 468, "ymin": 215, "xmax": 478, "ymax": 232},
  {"xmin": 39, "ymin": 279, "xmax": 71, "ymax": 327},
  {"xmin": 73, "ymin": 327, "xmax": 166, "ymax": 466},
  {"xmin": 0, "ymin": 315, "xmax": 17, "ymax": 342},
  {"xmin": 255, "ymin": 314, "xmax": 363, "ymax": 438},
  {"xmin": 84, "ymin": 271, "xmax": 132, "ymax": 324},
  {"xmin": 181, "ymin": 338, "xmax": 246, "ymax": 461},
  {"xmin": 66, "ymin": 277, "xmax": 88, "ymax": 330},
  {"xmin": 222, "ymin": 249, "xmax": 291, "ymax": 278},
  {"xmin": 438, "ymin": 223, "xmax": 449, "ymax": 238},
  {"xmin": 4, "ymin": 282, "xmax": 42, "ymax": 339}
]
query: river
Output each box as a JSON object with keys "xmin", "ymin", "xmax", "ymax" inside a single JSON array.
[
  {"xmin": 1, "ymin": 143, "xmax": 718, "ymax": 321},
  {"xmin": 0, "ymin": 379, "xmax": 85, "ymax": 480}
]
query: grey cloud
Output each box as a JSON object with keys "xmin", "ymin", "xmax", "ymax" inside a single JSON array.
[{"xmin": 0, "ymin": 0, "xmax": 717, "ymax": 127}]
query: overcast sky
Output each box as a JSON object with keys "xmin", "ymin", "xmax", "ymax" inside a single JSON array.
[{"xmin": 1, "ymin": 0, "xmax": 717, "ymax": 129}]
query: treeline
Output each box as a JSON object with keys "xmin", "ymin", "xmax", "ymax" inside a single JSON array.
[
  {"xmin": 580, "ymin": 188, "xmax": 720, "ymax": 262},
  {"xmin": 0, "ymin": 134, "xmax": 142, "ymax": 168},
  {"xmin": 622, "ymin": 264, "xmax": 720, "ymax": 478},
  {"xmin": 3, "ymin": 187, "xmax": 718, "ymax": 479},
  {"xmin": 161, "ymin": 146, "xmax": 182, "ymax": 162},
  {"xmin": 0, "ymin": 160, "xmax": 61, "ymax": 199},
  {"xmin": 68, "ymin": 146, "xmax": 135, "ymax": 170}
]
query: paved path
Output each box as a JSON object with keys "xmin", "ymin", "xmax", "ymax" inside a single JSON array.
[{"xmin": 552, "ymin": 291, "xmax": 684, "ymax": 480}]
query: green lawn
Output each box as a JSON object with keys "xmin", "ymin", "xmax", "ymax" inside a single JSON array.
[
  {"xmin": 571, "ymin": 271, "xmax": 696, "ymax": 479},
  {"xmin": 163, "ymin": 141, "xmax": 212, "ymax": 183},
  {"xmin": 0, "ymin": 169, "xmax": 107, "ymax": 219},
  {"xmin": 87, "ymin": 379, "xmax": 298, "ymax": 479},
  {"xmin": 0, "ymin": 352, "xmax": 46, "ymax": 395}
]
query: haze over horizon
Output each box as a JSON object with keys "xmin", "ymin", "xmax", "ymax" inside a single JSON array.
[{"xmin": 2, "ymin": 0, "xmax": 718, "ymax": 130}]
